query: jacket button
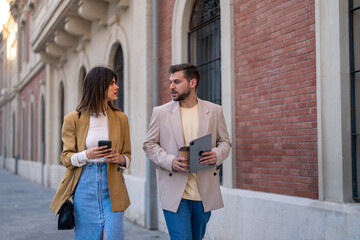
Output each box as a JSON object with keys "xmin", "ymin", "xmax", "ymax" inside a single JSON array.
[
  {"xmin": 169, "ymin": 173, "xmax": 172, "ymax": 177},
  {"xmin": 213, "ymin": 172, "xmax": 217, "ymax": 176}
]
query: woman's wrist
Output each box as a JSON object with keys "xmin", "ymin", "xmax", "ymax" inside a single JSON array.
[{"xmin": 118, "ymin": 154, "xmax": 126, "ymax": 166}]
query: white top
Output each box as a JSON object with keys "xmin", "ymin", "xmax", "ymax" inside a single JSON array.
[
  {"xmin": 86, "ymin": 113, "xmax": 109, "ymax": 149},
  {"xmin": 84, "ymin": 113, "xmax": 108, "ymax": 162},
  {"xmin": 70, "ymin": 113, "xmax": 129, "ymax": 168}
]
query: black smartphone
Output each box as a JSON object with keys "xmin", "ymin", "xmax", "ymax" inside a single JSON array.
[{"xmin": 98, "ymin": 140, "xmax": 112, "ymax": 152}]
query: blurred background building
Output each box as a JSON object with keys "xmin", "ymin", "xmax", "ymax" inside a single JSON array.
[{"xmin": 0, "ymin": 0, "xmax": 359, "ymax": 239}]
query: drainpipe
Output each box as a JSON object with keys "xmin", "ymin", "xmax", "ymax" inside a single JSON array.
[{"xmin": 145, "ymin": 0, "xmax": 158, "ymax": 230}]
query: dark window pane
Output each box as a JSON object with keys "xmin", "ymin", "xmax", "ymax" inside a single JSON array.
[
  {"xmin": 355, "ymin": 74, "xmax": 360, "ymax": 193},
  {"xmin": 354, "ymin": 0, "xmax": 360, "ymax": 9},
  {"xmin": 350, "ymin": 1, "xmax": 360, "ymax": 199},
  {"xmin": 353, "ymin": 10, "xmax": 360, "ymax": 70},
  {"xmin": 189, "ymin": 16, "xmax": 221, "ymax": 105},
  {"xmin": 114, "ymin": 45, "xmax": 124, "ymax": 111},
  {"xmin": 190, "ymin": 0, "xmax": 220, "ymax": 30},
  {"xmin": 189, "ymin": 0, "xmax": 222, "ymax": 183}
]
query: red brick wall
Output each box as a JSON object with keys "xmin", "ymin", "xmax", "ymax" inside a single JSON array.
[
  {"xmin": 157, "ymin": 0, "xmax": 175, "ymax": 105},
  {"xmin": 157, "ymin": 0, "xmax": 318, "ymax": 199},
  {"xmin": 19, "ymin": 67, "xmax": 46, "ymax": 161},
  {"xmin": 234, "ymin": 0, "xmax": 317, "ymax": 198}
]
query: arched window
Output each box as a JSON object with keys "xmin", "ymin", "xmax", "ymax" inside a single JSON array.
[
  {"xmin": 40, "ymin": 96, "xmax": 45, "ymax": 164},
  {"xmin": 59, "ymin": 82, "xmax": 65, "ymax": 162},
  {"xmin": 30, "ymin": 103, "xmax": 34, "ymax": 161},
  {"xmin": 113, "ymin": 44, "xmax": 124, "ymax": 110},
  {"xmin": 78, "ymin": 67, "xmax": 86, "ymax": 102},
  {"xmin": 22, "ymin": 108, "xmax": 26, "ymax": 159},
  {"xmin": 12, "ymin": 112, "xmax": 16, "ymax": 158},
  {"xmin": 189, "ymin": 0, "xmax": 223, "ymax": 183},
  {"xmin": 188, "ymin": 0, "xmax": 221, "ymax": 105}
]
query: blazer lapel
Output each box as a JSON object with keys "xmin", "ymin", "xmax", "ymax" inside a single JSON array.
[
  {"xmin": 76, "ymin": 112, "xmax": 90, "ymax": 152},
  {"xmin": 197, "ymin": 99, "xmax": 210, "ymax": 137},
  {"xmin": 169, "ymin": 101, "xmax": 185, "ymax": 148}
]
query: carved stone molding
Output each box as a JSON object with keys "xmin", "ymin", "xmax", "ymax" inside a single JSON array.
[
  {"xmin": 40, "ymin": 51, "xmax": 58, "ymax": 64},
  {"xmin": 54, "ymin": 30, "xmax": 78, "ymax": 49},
  {"xmin": 79, "ymin": 0, "xmax": 108, "ymax": 26},
  {"xmin": 64, "ymin": 16, "xmax": 91, "ymax": 40},
  {"xmin": 45, "ymin": 42, "xmax": 67, "ymax": 60},
  {"xmin": 117, "ymin": 0, "xmax": 129, "ymax": 11}
]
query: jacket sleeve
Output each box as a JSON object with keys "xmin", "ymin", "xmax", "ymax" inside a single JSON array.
[
  {"xmin": 143, "ymin": 107, "xmax": 175, "ymax": 172},
  {"xmin": 60, "ymin": 113, "xmax": 77, "ymax": 169},
  {"xmin": 212, "ymin": 107, "xmax": 232, "ymax": 166},
  {"xmin": 120, "ymin": 113, "xmax": 131, "ymax": 168}
]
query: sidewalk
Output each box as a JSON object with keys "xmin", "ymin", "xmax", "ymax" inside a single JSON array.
[{"xmin": 0, "ymin": 167, "xmax": 169, "ymax": 240}]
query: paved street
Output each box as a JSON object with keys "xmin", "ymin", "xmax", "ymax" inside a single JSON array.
[{"xmin": 0, "ymin": 167, "xmax": 169, "ymax": 240}]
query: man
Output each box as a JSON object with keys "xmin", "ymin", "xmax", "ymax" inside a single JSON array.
[{"xmin": 143, "ymin": 63, "xmax": 231, "ymax": 240}]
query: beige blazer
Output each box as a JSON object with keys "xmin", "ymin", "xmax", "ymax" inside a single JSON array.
[
  {"xmin": 143, "ymin": 99, "xmax": 231, "ymax": 213},
  {"xmin": 50, "ymin": 107, "xmax": 131, "ymax": 215}
]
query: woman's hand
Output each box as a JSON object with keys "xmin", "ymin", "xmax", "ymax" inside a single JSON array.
[
  {"xmin": 104, "ymin": 148, "xmax": 126, "ymax": 166},
  {"xmin": 85, "ymin": 146, "xmax": 110, "ymax": 159}
]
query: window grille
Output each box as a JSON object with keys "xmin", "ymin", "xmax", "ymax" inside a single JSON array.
[
  {"xmin": 189, "ymin": 0, "xmax": 221, "ymax": 105},
  {"xmin": 349, "ymin": 0, "xmax": 360, "ymax": 201},
  {"xmin": 189, "ymin": 0, "xmax": 223, "ymax": 183}
]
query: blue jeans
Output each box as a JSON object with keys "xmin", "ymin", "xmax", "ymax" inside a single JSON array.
[
  {"xmin": 163, "ymin": 199, "xmax": 211, "ymax": 240},
  {"xmin": 74, "ymin": 162, "xmax": 124, "ymax": 240}
]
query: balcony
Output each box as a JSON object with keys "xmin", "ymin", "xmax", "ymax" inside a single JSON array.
[{"xmin": 30, "ymin": 0, "xmax": 130, "ymax": 64}]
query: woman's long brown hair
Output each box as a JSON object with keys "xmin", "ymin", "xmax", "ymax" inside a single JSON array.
[{"xmin": 76, "ymin": 66, "xmax": 119, "ymax": 116}]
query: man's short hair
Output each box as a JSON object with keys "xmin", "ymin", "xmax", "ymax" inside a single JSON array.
[{"xmin": 168, "ymin": 63, "xmax": 200, "ymax": 88}]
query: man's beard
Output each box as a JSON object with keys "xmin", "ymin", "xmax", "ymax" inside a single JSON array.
[{"xmin": 172, "ymin": 88, "xmax": 191, "ymax": 101}]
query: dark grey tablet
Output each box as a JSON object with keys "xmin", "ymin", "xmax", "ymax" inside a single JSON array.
[{"xmin": 189, "ymin": 134, "xmax": 212, "ymax": 173}]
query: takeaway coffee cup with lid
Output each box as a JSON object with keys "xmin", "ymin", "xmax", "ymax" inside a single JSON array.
[
  {"xmin": 179, "ymin": 146, "xmax": 190, "ymax": 160},
  {"xmin": 179, "ymin": 146, "xmax": 190, "ymax": 171}
]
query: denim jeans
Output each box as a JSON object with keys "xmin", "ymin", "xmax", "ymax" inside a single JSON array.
[
  {"xmin": 74, "ymin": 162, "xmax": 124, "ymax": 240},
  {"xmin": 163, "ymin": 199, "xmax": 211, "ymax": 240}
]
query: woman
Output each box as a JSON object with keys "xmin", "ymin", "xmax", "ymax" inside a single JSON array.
[{"xmin": 50, "ymin": 66, "xmax": 131, "ymax": 240}]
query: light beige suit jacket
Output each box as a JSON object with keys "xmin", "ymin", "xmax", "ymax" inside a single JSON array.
[
  {"xmin": 143, "ymin": 99, "xmax": 231, "ymax": 213},
  {"xmin": 50, "ymin": 107, "xmax": 131, "ymax": 215}
]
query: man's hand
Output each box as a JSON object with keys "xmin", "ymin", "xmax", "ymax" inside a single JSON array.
[
  {"xmin": 172, "ymin": 157, "xmax": 189, "ymax": 172},
  {"xmin": 199, "ymin": 151, "xmax": 217, "ymax": 165}
]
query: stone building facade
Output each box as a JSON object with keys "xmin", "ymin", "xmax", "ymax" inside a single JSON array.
[{"xmin": 0, "ymin": 0, "xmax": 360, "ymax": 239}]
